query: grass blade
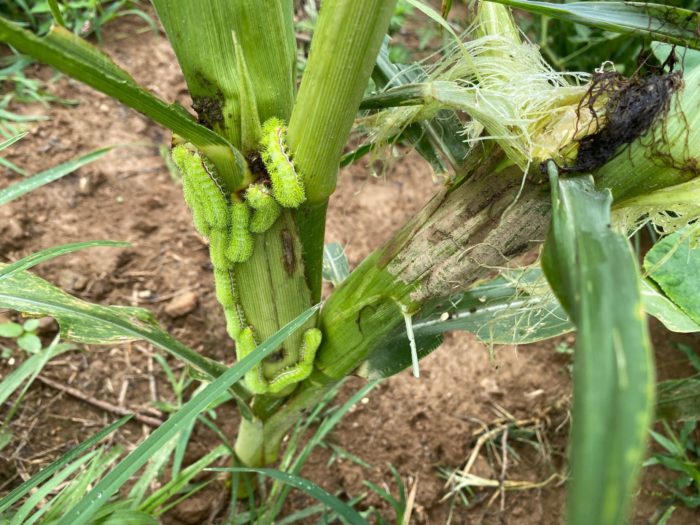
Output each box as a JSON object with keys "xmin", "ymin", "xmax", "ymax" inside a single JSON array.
[
  {"xmin": 139, "ymin": 444, "xmax": 229, "ymax": 514},
  {"xmin": 11, "ymin": 451, "xmax": 99, "ymax": 525},
  {"xmin": 0, "ymin": 147, "xmax": 111, "ymax": 206},
  {"xmin": 0, "ymin": 416, "xmax": 131, "ymax": 514},
  {"xmin": 54, "ymin": 304, "xmax": 319, "ymax": 525},
  {"xmin": 0, "ymin": 265, "xmax": 254, "ymax": 415},
  {"xmin": 219, "ymin": 468, "xmax": 368, "ymax": 525},
  {"xmin": 656, "ymin": 378, "xmax": 700, "ymax": 421},
  {"xmin": 0, "ymin": 241, "xmax": 129, "ymax": 281},
  {"xmin": 0, "ymin": 132, "xmax": 27, "ymax": 152},
  {"xmin": 541, "ymin": 163, "xmax": 654, "ymax": 525}
]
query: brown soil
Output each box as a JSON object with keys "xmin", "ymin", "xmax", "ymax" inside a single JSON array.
[{"xmin": 1, "ymin": 13, "xmax": 699, "ymax": 525}]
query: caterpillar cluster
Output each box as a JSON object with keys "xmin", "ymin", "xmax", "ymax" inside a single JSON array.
[{"xmin": 171, "ymin": 124, "xmax": 317, "ymax": 396}]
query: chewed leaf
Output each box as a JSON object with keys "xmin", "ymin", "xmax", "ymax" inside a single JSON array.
[
  {"xmin": 0, "ymin": 268, "xmax": 156, "ymax": 344},
  {"xmin": 0, "ymin": 265, "xmax": 227, "ymax": 379},
  {"xmin": 322, "ymin": 243, "xmax": 350, "ymax": 286}
]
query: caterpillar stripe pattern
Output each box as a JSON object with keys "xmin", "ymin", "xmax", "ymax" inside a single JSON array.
[
  {"xmin": 172, "ymin": 142, "xmax": 320, "ymax": 396},
  {"xmin": 236, "ymin": 327, "xmax": 322, "ymax": 395},
  {"xmin": 245, "ymin": 184, "xmax": 281, "ymax": 233}
]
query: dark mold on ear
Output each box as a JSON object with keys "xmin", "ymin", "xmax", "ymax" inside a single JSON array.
[{"xmin": 564, "ymin": 66, "xmax": 683, "ymax": 174}]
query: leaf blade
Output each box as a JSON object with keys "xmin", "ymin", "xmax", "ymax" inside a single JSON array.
[
  {"xmin": 0, "ymin": 147, "xmax": 112, "ymax": 206},
  {"xmin": 541, "ymin": 164, "xmax": 654, "ymax": 525},
  {"xmin": 485, "ymin": 0, "xmax": 700, "ymax": 50}
]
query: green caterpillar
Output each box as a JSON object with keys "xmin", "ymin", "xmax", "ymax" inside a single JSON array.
[
  {"xmin": 260, "ymin": 118, "xmax": 306, "ymax": 208},
  {"xmin": 224, "ymin": 303, "xmax": 245, "ymax": 340},
  {"xmin": 214, "ymin": 269, "xmax": 237, "ymax": 307},
  {"xmin": 180, "ymin": 175, "xmax": 210, "ymax": 237},
  {"xmin": 245, "ymin": 184, "xmax": 281, "ymax": 233},
  {"xmin": 172, "ymin": 145, "xmax": 229, "ymax": 230},
  {"xmin": 226, "ymin": 201, "xmax": 254, "ymax": 263},
  {"xmin": 236, "ymin": 327, "xmax": 322, "ymax": 395}
]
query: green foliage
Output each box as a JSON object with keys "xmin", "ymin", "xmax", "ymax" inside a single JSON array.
[
  {"xmin": 362, "ymin": 268, "xmax": 573, "ymax": 380},
  {"xmin": 645, "ymin": 227, "xmax": 700, "ymax": 326},
  {"xmin": 54, "ymin": 305, "xmax": 318, "ymax": 525},
  {"xmin": 542, "ymin": 164, "xmax": 654, "ymax": 525},
  {"xmin": 490, "ymin": 1, "xmax": 700, "ymax": 72},
  {"xmin": 0, "ymin": 17, "xmax": 248, "ymax": 189},
  {"xmin": 646, "ymin": 421, "xmax": 700, "ymax": 511},
  {"xmin": 0, "ymin": 319, "xmax": 41, "ymax": 353},
  {"xmin": 0, "ymin": 145, "xmax": 113, "ymax": 206},
  {"xmin": 0, "ymin": 262, "xmax": 241, "ymax": 385},
  {"xmin": 0, "ymin": 338, "xmax": 73, "ymax": 454},
  {"xmin": 0, "ymin": 1, "xmax": 154, "ymax": 135},
  {"xmin": 3, "ymin": 1, "xmax": 700, "ymax": 523},
  {"xmin": 0, "ymin": 0, "xmax": 154, "ymax": 39}
]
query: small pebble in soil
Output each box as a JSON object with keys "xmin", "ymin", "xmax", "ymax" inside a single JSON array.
[
  {"xmin": 37, "ymin": 317, "xmax": 59, "ymax": 334},
  {"xmin": 77, "ymin": 172, "xmax": 106, "ymax": 196},
  {"xmin": 57, "ymin": 269, "xmax": 88, "ymax": 292},
  {"xmin": 164, "ymin": 291, "xmax": 199, "ymax": 318}
]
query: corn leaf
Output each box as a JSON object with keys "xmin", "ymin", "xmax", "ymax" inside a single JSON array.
[
  {"xmin": 0, "ymin": 147, "xmax": 112, "ymax": 206},
  {"xmin": 361, "ymin": 268, "xmax": 573, "ymax": 379},
  {"xmin": 55, "ymin": 304, "xmax": 319, "ymax": 525},
  {"xmin": 644, "ymin": 228, "xmax": 700, "ymax": 326},
  {"xmin": 0, "ymin": 18, "xmax": 246, "ymax": 190},
  {"xmin": 486, "ymin": 1, "xmax": 700, "ymax": 51},
  {"xmin": 541, "ymin": 165, "xmax": 654, "ymax": 525}
]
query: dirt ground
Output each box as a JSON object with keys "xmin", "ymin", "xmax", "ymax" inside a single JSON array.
[{"xmin": 1, "ymin": 13, "xmax": 699, "ymax": 525}]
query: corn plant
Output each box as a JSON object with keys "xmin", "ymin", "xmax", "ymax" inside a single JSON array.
[{"xmin": 1, "ymin": 1, "xmax": 700, "ymax": 523}]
